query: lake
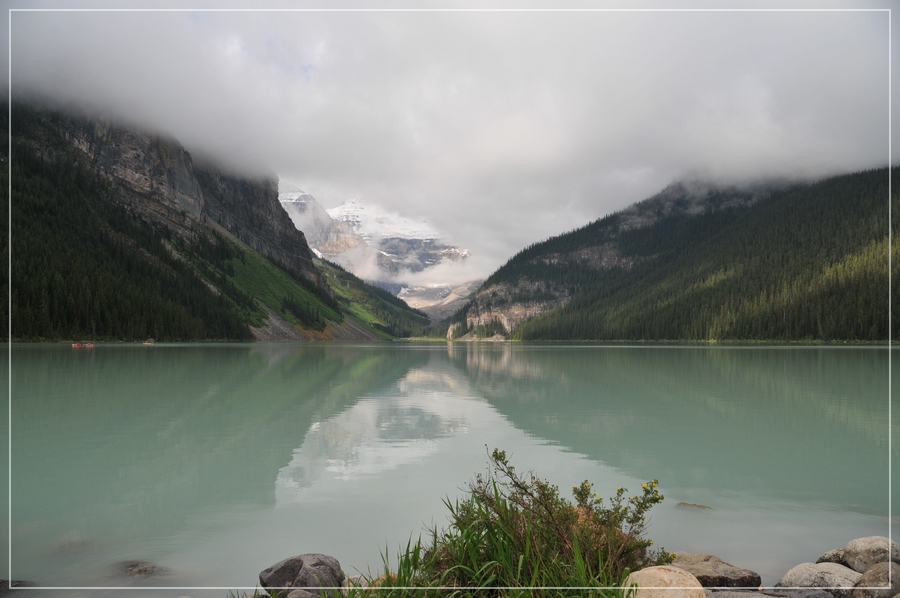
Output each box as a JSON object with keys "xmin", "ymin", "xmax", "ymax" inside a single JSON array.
[{"xmin": 2, "ymin": 343, "xmax": 894, "ymax": 596}]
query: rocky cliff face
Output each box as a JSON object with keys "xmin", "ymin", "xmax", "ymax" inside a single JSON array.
[
  {"xmin": 54, "ymin": 112, "xmax": 321, "ymax": 285},
  {"xmin": 461, "ymin": 279, "xmax": 565, "ymax": 336},
  {"xmin": 193, "ymin": 164, "xmax": 318, "ymax": 281},
  {"xmin": 60, "ymin": 116, "xmax": 206, "ymax": 237}
]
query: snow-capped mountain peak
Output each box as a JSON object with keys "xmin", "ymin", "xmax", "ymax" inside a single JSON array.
[
  {"xmin": 327, "ymin": 198, "xmax": 439, "ymax": 242},
  {"xmin": 278, "ymin": 184, "xmax": 315, "ymax": 204}
]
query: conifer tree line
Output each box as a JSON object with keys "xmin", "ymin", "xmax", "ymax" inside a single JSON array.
[
  {"xmin": 504, "ymin": 168, "xmax": 896, "ymax": 341},
  {"xmin": 6, "ymin": 136, "xmax": 254, "ymax": 341}
]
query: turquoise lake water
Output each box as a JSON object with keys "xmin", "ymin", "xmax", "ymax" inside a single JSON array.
[{"xmin": 1, "ymin": 343, "xmax": 895, "ymax": 595}]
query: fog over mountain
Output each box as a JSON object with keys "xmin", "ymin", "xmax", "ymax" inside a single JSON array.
[{"xmin": 6, "ymin": 2, "xmax": 896, "ymax": 284}]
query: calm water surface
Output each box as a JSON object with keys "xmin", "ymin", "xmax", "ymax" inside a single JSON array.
[{"xmin": 1, "ymin": 343, "xmax": 895, "ymax": 595}]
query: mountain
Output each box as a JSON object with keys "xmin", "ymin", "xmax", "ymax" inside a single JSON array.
[
  {"xmin": 398, "ymin": 280, "xmax": 484, "ymax": 322},
  {"xmin": 327, "ymin": 198, "xmax": 469, "ymax": 275},
  {"xmin": 280, "ymin": 190, "xmax": 468, "ymax": 280},
  {"xmin": 279, "ymin": 186, "xmax": 368, "ymax": 258},
  {"xmin": 278, "ymin": 187, "xmax": 476, "ymax": 321},
  {"xmin": 450, "ymin": 171, "xmax": 896, "ymax": 341},
  {"xmin": 6, "ymin": 102, "xmax": 434, "ymax": 342}
]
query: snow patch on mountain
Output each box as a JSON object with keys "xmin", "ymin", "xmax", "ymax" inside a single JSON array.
[{"xmin": 327, "ymin": 198, "xmax": 439, "ymax": 242}]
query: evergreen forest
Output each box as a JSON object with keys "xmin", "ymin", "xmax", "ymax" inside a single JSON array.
[{"xmin": 458, "ymin": 168, "xmax": 897, "ymax": 342}]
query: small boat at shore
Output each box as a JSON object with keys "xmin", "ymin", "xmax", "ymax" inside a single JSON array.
[{"xmin": 72, "ymin": 342, "xmax": 94, "ymax": 348}]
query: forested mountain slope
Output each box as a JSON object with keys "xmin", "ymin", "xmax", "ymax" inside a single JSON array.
[
  {"xmin": 4, "ymin": 102, "xmax": 431, "ymax": 342},
  {"xmin": 451, "ymin": 170, "xmax": 895, "ymax": 341}
]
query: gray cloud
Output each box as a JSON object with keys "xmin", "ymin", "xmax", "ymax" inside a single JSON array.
[{"xmin": 6, "ymin": 2, "xmax": 896, "ymax": 282}]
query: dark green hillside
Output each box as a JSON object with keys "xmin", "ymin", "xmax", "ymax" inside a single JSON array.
[
  {"xmin": 8, "ymin": 135, "xmax": 254, "ymax": 341},
  {"xmin": 512, "ymin": 168, "xmax": 895, "ymax": 341},
  {"xmin": 316, "ymin": 258, "xmax": 439, "ymax": 338},
  {"xmin": 177, "ymin": 228, "xmax": 343, "ymax": 333}
]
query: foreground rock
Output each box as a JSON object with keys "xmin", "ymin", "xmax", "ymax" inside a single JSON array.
[
  {"xmin": 707, "ymin": 592, "xmax": 831, "ymax": 598},
  {"xmin": 775, "ymin": 562, "xmax": 862, "ymax": 598},
  {"xmin": 850, "ymin": 561, "xmax": 900, "ymax": 598},
  {"xmin": 259, "ymin": 554, "xmax": 345, "ymax": 598},
  {"xmin": 672, "ymin": 552, "xmax": 761, "ymax": 588},
  {"xmin": 625, "ymin": 565, "xmax": 706, "ymax": 598},
  {"xmin": 840, "ymin": 537, "xmax": 900, "ymax": 574}
]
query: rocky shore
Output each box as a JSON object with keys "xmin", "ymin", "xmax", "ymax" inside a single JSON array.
[{"xmin": 253, "ymin": 536, "xmax": 899, "ymax": 598}]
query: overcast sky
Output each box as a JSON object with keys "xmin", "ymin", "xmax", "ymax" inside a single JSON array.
[{"xmin": 5, "ymin": 1, "xmax": 896, "ymax": 283}]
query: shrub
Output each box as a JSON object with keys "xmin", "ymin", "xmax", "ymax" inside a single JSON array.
[{"xmin": 370, "ymin": 448, "xmax": 672, "ymax": 597}]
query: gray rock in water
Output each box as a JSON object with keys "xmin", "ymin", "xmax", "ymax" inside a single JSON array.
[
  {"xmin": 851, "ymin": 562, "xmax": 900, "ymax": 598},
  {"xmin": 843, "ymin": 537, "xmax": 900, "ymax": 574},
  {"xmin": 818, "ymin": 549, "xmax": 849, "ymax": 567},
  {"xmin": 259, "ymin": 554, "xmax": 344, "ymax": 598},
  {"xmin": 672, "ymin": 552, "xmax": 762, "ymax": 588},
  {"xmin": 776, "ymin": 562, "xmax": 862, "ymax": 598},
  {"xmin": 120, "ymin": 561, "xmax": 162, "ymax": 576}
]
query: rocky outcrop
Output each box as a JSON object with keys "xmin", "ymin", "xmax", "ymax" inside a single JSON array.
[
  {"xmin": 464, "ymin": 280, "xmax": 564, "ymax": 334},
  {"xmin": 47, "ymin": 108, "xmax": 323, "ymax": 287},
  {"xmin": 539, "ymin": 242, "xmax": 638, "ymax": 270},
  {"xmin": 58, "ymin": 115, "xmax": 206, "ymax": 239},
  {"xmin": 259, "ymin": 553, "xmax": 345, "ymax": 598},
  {"xmin": 671, "ymin": 553, "xmax": 761, "ymax": 588},
  {"xmin": 625, "ymin": 565, "xmax": 706, "ymax": 598}
]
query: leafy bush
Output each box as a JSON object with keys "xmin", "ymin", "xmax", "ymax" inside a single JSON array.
[{"xmin": 370, "ymin": 448, "xmax": 672, "ymax": 597}]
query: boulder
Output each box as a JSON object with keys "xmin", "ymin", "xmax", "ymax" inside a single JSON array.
[
  {"xmin": 818, "ymin": 549, "xmax": 848, "ymax": 567},
  {"xmin": 851, "ymin": 562, "xmax": 900, "ymax": 598},
  {"xmin": 672, "ymin": 553, "xmax": 761, "ymax": 588},
  {"xmin": 624, "ymin": 565, "xmax": 706, "ymax": 598},
  {"xmin": 711, "ymin": 592, "xmax": 832, "ymax": 598},
  {"xmin": 843, "ymin": 537, "xmax": 900, "ymax": 574},
  {"xmin": 259, "ymin": 554, "xmax": 345, "ymax": 598},
  {"xmin": 776, "ymin": 562, "xmax": 863, "ymax": 598}
]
